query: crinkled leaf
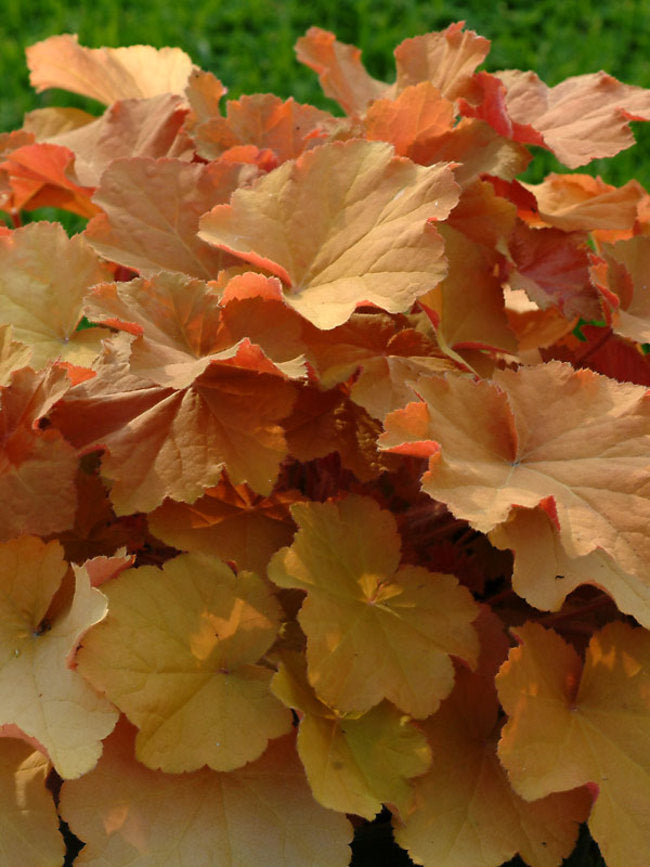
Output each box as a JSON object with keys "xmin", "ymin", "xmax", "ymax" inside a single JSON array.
[
  {"xmin": 0, "ymin": 537, "xmax": 118, "ymax": 778},
  {"xmin": 27, "ymin": 34, "xmax": 195, "ymax": 104},
  {"xmin": 0, "ymin": 223, "xmax": 111, "ymax": 369},
  {"xmin": 496, "ymin": 621, "xmax": 650, "ymax": 867},
  {"xmin": 85, "ymin": 157, "xmax": 254, "ymax": 278},
  {"xmin": 60, "ymin": 721, "xmax": 352, "ymax": 865},
  {"xmin": 76, "ymin": 553, "xmax": 291, "ymax": 772},
  {"xmin": 199, "ymin": 139, "xmax": 460, "ymax": 329},
  {"xmin": 498, "ymin": 69, "xmax": 650, "ymax": 168},
  {"xmin": 602, "ymin": 236, "xmax": 650, "ymax": 344},
  {"xmin": 268, "ymin": 495, "xmax": 478, "ymax": 717},
  {"xmin": 380, "ymin": 363, "xmax": 650, "ymax": 585}
]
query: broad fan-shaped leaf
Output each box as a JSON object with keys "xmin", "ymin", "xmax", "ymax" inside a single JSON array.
[
  {"xmin": 497, "ymin": 69, "xmax": 650, "ymax": 168},
  {"xmin": 50, "ymin": 331, "xmax": 297, "ymax": 511},
  {"xmin": 496, "ymin": 621, "xmax": 650, "ymax": 867},
  {"xmin": 272, "ymin": 651, "xmax": 431, "ymax": 819},
  {"xmin": 380, "ymin": 362, "xmax": 650, "ymax": 584},
  {"xmin": 198, "ymin": 139, "xmax": 460, "ymax": 329},
  {"xmin": 85, "ymin": 157, "xmax": 254, "ymax": 278},
  {"xmin": 396, "ymin": 609, "xmax": 592, "ymax": 867},
  {"xmin": 27, "ymin": 34, "xmax": 195, "ymax": 104},
  {"xmin": 60, "ymin": 721, "xmax": 352, "ymax": 865},
  {"xmin": 0, "ymin": 222, "xmax": 111, "ymax": 369},
  {"xmin": 76, "ymin": 553, "xmax": 292, "ymax": 772},
  {"xmin": 267, "ymin": 495, "xmax": 478, "ymax": 717},
  {"xmin": 0, "ymin": 537, "xmax": 118, "ymax": 779},
  {"xmin": 0, "ymin": 739, "xmax": 65, "ymax": 866}
]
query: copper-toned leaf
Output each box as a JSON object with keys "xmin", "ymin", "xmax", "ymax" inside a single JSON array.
[
  {"xmin": 60, "ymin": 721, "xmax": 352, "ymax": 865},
  {"xmin": 199, "ymin": 139, "xmax": 460, "ymax": 329},
  {"xmin": 496, "ymin": 621, "xmax": 650, "ymax": 867},
  {"xmin": 268, "ymin": 495, "xmax": 478, "ymax": 717},
  {"xmin": 77, "ymin": 553, "xmax": 291, "ymax": 772},
  {"xmin": 27, "ymin": 34, "xmax": 195, "ymax": 104},
  {"xmin": 381, "ymin": 363, "xmax": 650, "ymax": 588}
]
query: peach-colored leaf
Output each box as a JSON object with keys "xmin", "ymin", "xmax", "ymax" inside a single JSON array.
[
  {"xmin": 267, "ymin": 495, "xmax": 478, "ymax": 717},
  {"xmin": 498, "ymin": 69, "xmax": 650, "ymax": 168},
  {"xmin": 60, "ymin": 721, "xmax": 352, "ymax": 865},
  {"xmin": 27, "ymin": 34, "xmax": 194, "ymax": 104},
  {"xmin": 0, "ymin": 365, "xmax": 78, "ymax": 541},
  {"xmin": 397, "ymin": 609, "xmax": 592, "ymax": 867},
  {"xmin": 522, "ymin": 173, "xmax": 646, "ymax": 232},
  {"xmin": 294, "ymin": 27, "xmax": 387, "ymax": 115},
  {"xmin": 490, "ymin": 501, "xmax": 650, "ymax": 628},
  {"xmin": 0, "ymin": 537, "xmax": 118, "ymax": 778},
  {"xmin": 380, "ymin": 363, "xmax": 650, "ymax": 584},
  {"xmin": 602, "ymin": 236, "xmax": 650, "ymax": 344},
  {"xmin": 85, "ymin": 157, "xmax": 254, "ymax": 278},
  {"xmin": 148, "ymin": 476, "xmax": 302, "ymax": 575},
  {"xmin": 272, "ymin": 651, "xmax": 431, "ymax": 819},
  {"xmin": 0, "ymin": 223, "xmax": 111, "ymax": 369},
  {"xmin": 0, "ymin": 739, "xmax": 65, "ymax": 866},
  {"xmin": 364, "ymin": 82, "xmax": 456, "ymax": 156},
  {"xmin": 496, "ymin": 621, "xmax": 650, "ymax": 867},
  {"xmin": 0, "ymin": 325, "xmax": 31, "ymax": 386},
  {"xmin": 76, "ymin": 553, "xmax": 291, "ymax": 772},
  {"xmin": 394, "ymin": 22, "xmax": 491, "ymax": 101},
  {"xmin": 199, "ymin": 139, "xmax": 459, "ymax": 329}
]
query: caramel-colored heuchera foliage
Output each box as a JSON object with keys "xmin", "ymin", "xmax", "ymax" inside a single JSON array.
[{"xmin": 1, "ymin": 21, "xmax": 650, "ymax": 866}]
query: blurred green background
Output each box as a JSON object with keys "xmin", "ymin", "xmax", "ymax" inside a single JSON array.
[{"xmin": 2, "ymin": 0, "xmax": 650, "ymax": 186}]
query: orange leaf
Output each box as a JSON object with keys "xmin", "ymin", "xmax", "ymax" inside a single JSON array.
[
  {"xmin": 496, "ymin": 621, "xmax": 650, "ymax": 867},
  {"xmin": 380, "ymin": 363, "xmax": 650, "ymax": 585},
  {"xmin": 268, "ymin": 495, "xmax": 478, "ymax": 717},
  {"xmin": 199, "ymin": 139, "xmax": 460, "ymax": 329},
  {"xmin": 27, "ymin": 34, "xmax": 195, "ymax": 104},
  {"xmin": 60, "ymin": 721, "xmax": 352, "ymax": 865},
  {"xmin": 0, "ymin": 537, "xmax": 118, "ymax": 778},
  {"xmin": 76, "ymin": 553, "xmax": 291, "ymax": 772}
]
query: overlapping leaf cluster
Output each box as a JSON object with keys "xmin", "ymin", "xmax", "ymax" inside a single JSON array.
[{"xmin": 1, "ymin": 22, "xmax": 650, "ymax": 866}]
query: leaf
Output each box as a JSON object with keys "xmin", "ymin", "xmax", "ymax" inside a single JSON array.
[
  {"xmin": 496, "ymin": 621, "xmax": 650, "ymax": 867},
  {"xmin": 60, "ymin": 721, "xmax": 353, "ymax": 865},
  {"xmin": 148, "ymin": 476, "xmax": 302, "ymax": 575},
  {"xmin": 76, "ymin": 553, "xmax": 292, "ymax": 772},
  {"xmin": 489, "ymin": 501, "xmax": 650, "ymax": 628},
  {"xmin": 0, "ymin": 739, "xmax": 65, "ymax": 866},
  {"xmin": 198, "ymin": 139, "xmax": 460, "ymax": 329},
  {"xmin": 601, "ymin": 236, "xmax": 650, "ymax": 344},
  {"xmin": 50, "ymin": 331, "xmax": 297, "ymax": 511},
  {"xmin": 267, "ymin": 495, "xmax": 479, "ymax": 717},
  {"xmin": 294, "ymin": 27, "xmax": 387, "ymax": 115},
  {"xmin": 396, "ymin": 609, "xmax": 592, "ymax": 867},
  {"xmin": 272, "ymin": 651, "xmax": 431, "ymax": 819},
  {"xmin": 27, "ymin": 34, "xmax": 195, "ymax": 104},
  {"xmin": 394, "ymin": 22, "xmax": 491, "ymax": 101},
  {"xmin": 85, "ymin": 157, "xmax": 254, "ymax": 278},
  {"xmin": 0, "ymin": 365, "xmax": 79, "ymax": 541},
  {"xmin": 380, "ymin": 362, "xmax": 650, "ymax": 585},
  {"xmin": 0, "ymin": 223, "xmax": 111, "ymax": 369},
  {"xmin": 0, "ymin": 537, "xmax": 118, "ymax": 778},
  {"xmin": 497, "ymin": 69, "xmax": 650, "ymax": 168},
  {"xmin": 0, "ymin": 325, "xmax": 31, "ymax": 386}
]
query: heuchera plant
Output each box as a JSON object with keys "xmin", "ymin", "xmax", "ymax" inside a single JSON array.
[{"xmin": 1, "ymin": 21, "xmax": 650, "ymax": 866}]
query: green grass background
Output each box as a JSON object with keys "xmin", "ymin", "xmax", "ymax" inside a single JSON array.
[{"xmin": 2, "ymin": 0, "xmax": 650, "ymax": 186}]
